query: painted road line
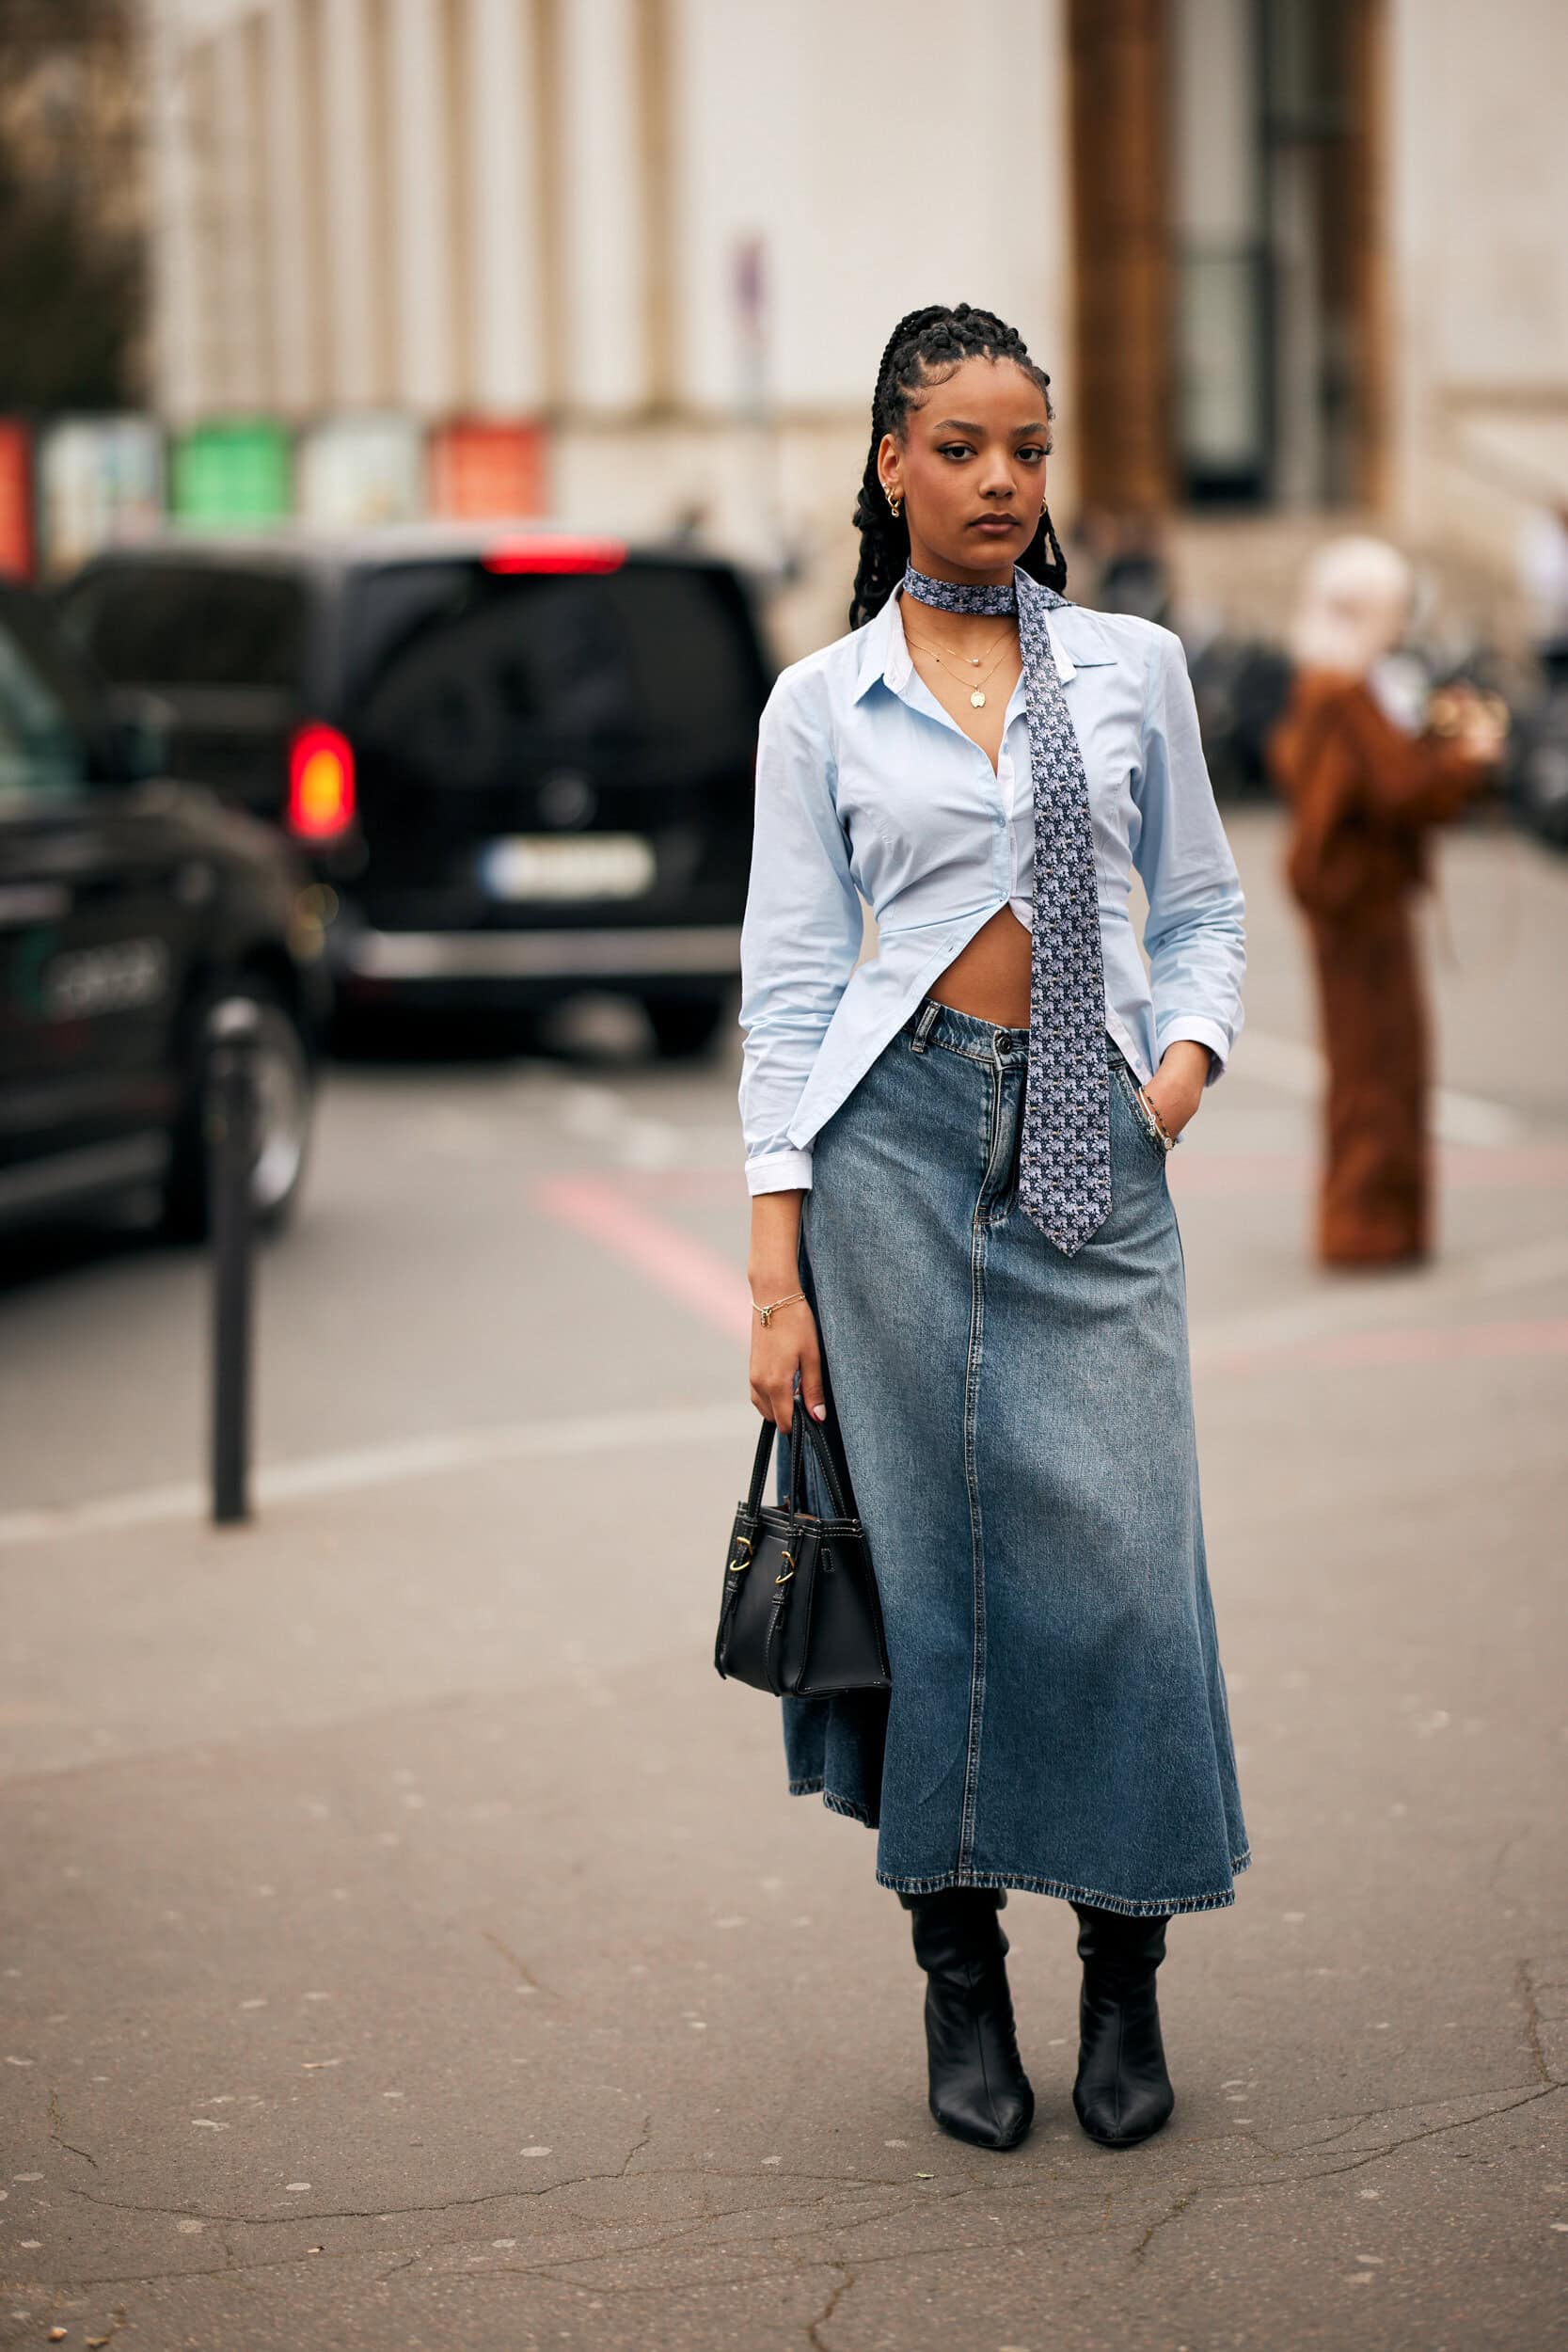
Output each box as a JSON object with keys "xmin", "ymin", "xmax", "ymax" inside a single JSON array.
[
  {"xmin": 7, "ymin": 1296, "xmax": 1565, "ymax": 1553},
  {"xmin": 1237, "ymin": 1030, "xmax": 1527, "ymax": 1148},
  {"xmin": 0, "ymin": 1398, "xmax": 755, "ymax": 1552},
  {"xmin": 1210, "ymin": 1316, "xmax": 1568, "ymax": 1375},
  {"xmin": 1191, "ymin": 1234, "xmax": 1568, "ymax": 1370},
  {"xmin": 533, "ymin": 1171, "xmax": 752, "ymax": 1337},
  {"xmin": 7, "ymin": 1216, "xmax": 1563, "ymax": 1555}
]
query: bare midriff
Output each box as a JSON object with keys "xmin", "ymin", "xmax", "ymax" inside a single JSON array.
[{"xmin": 926, "ymin": 903, "xmax": 1034, "ymax": 1026}]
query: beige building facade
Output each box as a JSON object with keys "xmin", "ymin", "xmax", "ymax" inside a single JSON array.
[{"xmin": 144, "ymin": 0, "xmax": 1568, "ymax": 650}]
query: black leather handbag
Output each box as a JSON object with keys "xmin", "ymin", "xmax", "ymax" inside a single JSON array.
[{"xmin": 714, "ymin": 1410, "xmax": 892, "ymax": 1697}]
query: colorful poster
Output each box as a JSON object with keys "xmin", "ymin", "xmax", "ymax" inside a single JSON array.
[
  {"xmin": 428, "ymin": 420, "xmax": 547, "ymax": 519},
  {"xmin": 39, "ymin": 415, "xmax": 165, "ymax": 580},
  {"xmin": 0, "ymin": 421, "xmax": 35, "ymax": 581},
  {"xmin": 297, "ymin": 413, "xmax": 424, "ymax": 528},
  {"xmin": 170, "ymin": 420, "xmax": 292, "ymax": 524}
]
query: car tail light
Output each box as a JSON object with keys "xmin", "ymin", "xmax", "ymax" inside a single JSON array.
[
  {"xmin": 482, "ymin": 535, "xmax": 626, "ymax": 576},
  {"xmin": 288, "ymin": 723, "xmax": 356, "ymax": 841}
]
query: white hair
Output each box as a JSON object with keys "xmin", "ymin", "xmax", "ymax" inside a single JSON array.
[{"xmin": 1287, "ymin": 535, "xmax": 1416, "ymax": 676}]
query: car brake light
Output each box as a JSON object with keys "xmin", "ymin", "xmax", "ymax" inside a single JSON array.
[
  {"xmin": 482, "ymin": 536, "xmax": 626, "ymax": 575},
  {"xmin": 288, "ymin": 723, "xmax": 356, "ymax": 841}
]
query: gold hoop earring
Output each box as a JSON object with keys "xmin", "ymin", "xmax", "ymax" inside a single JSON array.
[{"xmin": 886, "ymin": 488, "xmax": 902, "ymax": 519}]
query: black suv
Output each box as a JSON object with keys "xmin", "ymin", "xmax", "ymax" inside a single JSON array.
[
  {"xmin": 0, "ymin": 580, "xmax": 325, "ymax": 1235},
  {"xmin": 58, "ymin": 525, "xmax": 775, "ymax": 1055}
]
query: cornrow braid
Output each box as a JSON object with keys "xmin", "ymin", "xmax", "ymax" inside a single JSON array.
[{"xmin": 849, "ymin": 302, "xmax": 1066, "ymax": 630}]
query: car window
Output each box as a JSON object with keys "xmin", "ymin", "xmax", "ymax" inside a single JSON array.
[
  {"xmin": 346, "ymin": 561, "xmax": 766, "ymax": 787},
  {"xmin": 0, "ymin": 609, "xmax": 90, "ymax": 801},
  {"xmin": 62, "ymin": 564, "xmax": 307, "ymax": 690}
]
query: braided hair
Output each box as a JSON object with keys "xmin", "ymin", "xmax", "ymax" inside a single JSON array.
[{"xmin": 848, "ymin": 303, "xmax": 1065, "ymax": 630}]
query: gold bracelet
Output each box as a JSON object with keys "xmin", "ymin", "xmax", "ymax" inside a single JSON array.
[
  {"xmin": 1138, "ymin": 1088, "xmax": 1179, "ymax": 1148},
  {"xmin": 753, "ymin": 1289, "xmax": 806, "ymax": 1327}
]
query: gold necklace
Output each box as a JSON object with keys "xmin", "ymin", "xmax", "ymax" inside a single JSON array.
[{"xmin": 903, "ymin": 624, "xmax": 1019, "ymax": 709}]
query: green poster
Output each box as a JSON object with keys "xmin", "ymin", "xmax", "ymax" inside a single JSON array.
[{"xmin": 171, "ymin": 421, "xmax": 292, "ymax": 523}]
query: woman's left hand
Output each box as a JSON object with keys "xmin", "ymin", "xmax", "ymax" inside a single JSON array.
[{"xmin": 1139, "ymin": 1041, "xmax": 1213, "ymax": 1143}]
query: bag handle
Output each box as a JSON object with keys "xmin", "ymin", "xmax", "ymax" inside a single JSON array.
[
  {"xmin": 743, "ymin": 1413, "xmax": 776, "ymax": 1518},
  {"xmin": 742, "ymin": 1405, "xmax": 851, "ymax": 1524}
]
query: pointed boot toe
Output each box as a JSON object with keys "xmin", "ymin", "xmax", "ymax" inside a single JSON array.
[
  {"xmin": 924, "ymin": 1982, "xmax": 1036, "ymax": 2150},
  {"xmin": 1071, "ymin": 2065, "xmax": 1175, "ymax": 2149}
]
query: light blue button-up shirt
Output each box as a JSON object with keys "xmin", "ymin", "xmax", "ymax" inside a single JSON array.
[{"xmin": 738, "ymin": 580, "xmax": 1245, "ymax": 1194}]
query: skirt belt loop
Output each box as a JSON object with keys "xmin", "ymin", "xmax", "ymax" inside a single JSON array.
[{"xmin": 910, "ymin": 998, "xmax": 942, "ymax": 1055}]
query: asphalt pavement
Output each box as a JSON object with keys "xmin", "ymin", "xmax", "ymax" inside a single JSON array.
[{"xmin": 1, "ymin": 807, "xmax": 1565, "ymax": 2352}]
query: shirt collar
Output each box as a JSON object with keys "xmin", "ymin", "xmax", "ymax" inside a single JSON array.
[{"xmin": 852, "ymin": 578, "xmax": 1084, "ymax": 704}]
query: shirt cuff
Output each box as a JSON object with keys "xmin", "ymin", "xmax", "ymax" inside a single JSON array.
[
  {"xmin": 746, "ymin": 1147, "xmax": 814, "ymax": 1195},
  {"xmin": 1154, "ymin": 1016, "xmax": 1232, "ymax": 1086}
]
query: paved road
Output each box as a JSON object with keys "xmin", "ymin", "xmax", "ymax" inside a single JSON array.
[{"xmin": 1, "ymin": 809, "xmax": 1564, "ymax": 2351}]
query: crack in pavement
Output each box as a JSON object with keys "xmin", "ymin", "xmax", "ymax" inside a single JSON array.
[
  {"xmin": 1128, "ymin": 2080, "xmax": 1567, "ymax": 2265},
  {"xmin": 1132, "ymin": 2185, "xmax": 1202, "ymax": 2263},
  {"xmin": 59, "ymin": 2153, "xmax": 681, "ymax": 2233},
  {"xmin": 619, "ymin": 2111, "xmax": 654, "ymax": 2176},
  {"xmin": 31, "ymin": 2078, "xmax": 1567, "ymax": 2301},
  {"xmin": 51, "ymin": 2155, "xmax": 988, "ymax": 2237},
  {"xmin": 480, "ymin": 1928, "xmax": 560, "ymax": 2002},
  {"xmin": 1255, "ymin": 2080, "xmax": 1564, "ymax": 2170},
  {"xmin": 45, "ymin": 2074, "xmax": 1559, "ymax": 2236},
  {"xmin": 804, "ymin": 2264, "xmax": 853, "ymax": 2349},
  {"xmin": 49, "ymin": 2084, "xmax": 99, "ymax": 2170},
  {"xmin": 1516, "ymin": 1958, "xmax": 1556, "ymax": 2086},
  {"xmin": 42, "ymin": 2171, "xmax": 925, "ymax": 2292},
  {"xmin": 26, "ymin": 2104, "xmax": 1564, "ymax": 2322}
]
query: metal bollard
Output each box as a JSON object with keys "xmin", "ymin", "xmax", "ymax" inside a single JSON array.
[{"xmin": 208, "ymin": 997, "xmax": 261, "ymax": 1525}]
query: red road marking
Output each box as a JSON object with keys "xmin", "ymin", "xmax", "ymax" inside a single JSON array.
[
  {"xmin": 533, "ymin": 1172, "xmax": 752, "ymax": 1341},
  {"xmin": 1212, "ymin": 1317, "xmax": 1568, "ymax": 1375},
  {"xmin": 1171, "ymin": 1146, "xmax": 1568, "ymax": 1196}
]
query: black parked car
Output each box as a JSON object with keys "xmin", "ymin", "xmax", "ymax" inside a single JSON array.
[
  {"xmin": 0, "ymin": 580, "xmax": 325, "ymax": 1236},
  {"xmin": 58, "ymin": 524, "xmax": 775, "ymax": 1056}
]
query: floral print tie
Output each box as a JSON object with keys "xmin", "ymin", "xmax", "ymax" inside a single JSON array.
[{"xmin": 902, "ymin": 560, "xmax": 1112, "ymax": 1254}]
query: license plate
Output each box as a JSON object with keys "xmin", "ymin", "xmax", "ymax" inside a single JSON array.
[{"xmin": 479, "ymin": 834, "xmax": 657, "ymax": 902}]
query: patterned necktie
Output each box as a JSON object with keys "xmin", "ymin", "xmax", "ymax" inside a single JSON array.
[{"xmin": 902, "ymin": 560, "xmax": 1112, "ymax": 1254}]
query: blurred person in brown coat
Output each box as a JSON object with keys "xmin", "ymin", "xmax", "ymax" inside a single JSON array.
[{"xmin": 1265, "ymin": 537, "xmax": 1508, "ymax": 1268}]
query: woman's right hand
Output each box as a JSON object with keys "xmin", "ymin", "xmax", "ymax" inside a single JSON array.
[{"xmin": 749, "ymin": 1297, "xmax": 827, "ymax": 1433}]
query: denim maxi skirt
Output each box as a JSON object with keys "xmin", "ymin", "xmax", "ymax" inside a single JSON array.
[{"xmin": 783, "ymin": 998, "xmax": 1252, "ymax": 1917}]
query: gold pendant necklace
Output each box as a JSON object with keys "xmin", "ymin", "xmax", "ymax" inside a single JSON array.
[{"xmin": 903, "ymin": 625, "xmax": 1017, "ymax": 710}]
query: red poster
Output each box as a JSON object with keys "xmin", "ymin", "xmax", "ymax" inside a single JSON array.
[
  {"xmin": 0, "ymin": 421, "xmax": 35, "ymax": 580},
  {"xmin": 428, "ymin": 420, "xmax": 548, "ymax": 519}
]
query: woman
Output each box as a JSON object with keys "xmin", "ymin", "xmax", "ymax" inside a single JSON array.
[
  {"xmin": 1265, "ymin": 537, "xmax": 1507, "ymax": 1267},
  {"xmin": 737, "ymin": 304, "xmax": 1250, "ymax": 2155}
]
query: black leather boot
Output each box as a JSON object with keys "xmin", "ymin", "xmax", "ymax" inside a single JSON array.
[
  {"xmin": 899, "ymin": 1886, "xmax": 1035, "ymax": 2152},
  {"xmin": 1069, "ymin": 1901, "xmax": 1175, "ymax": 2149}
]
